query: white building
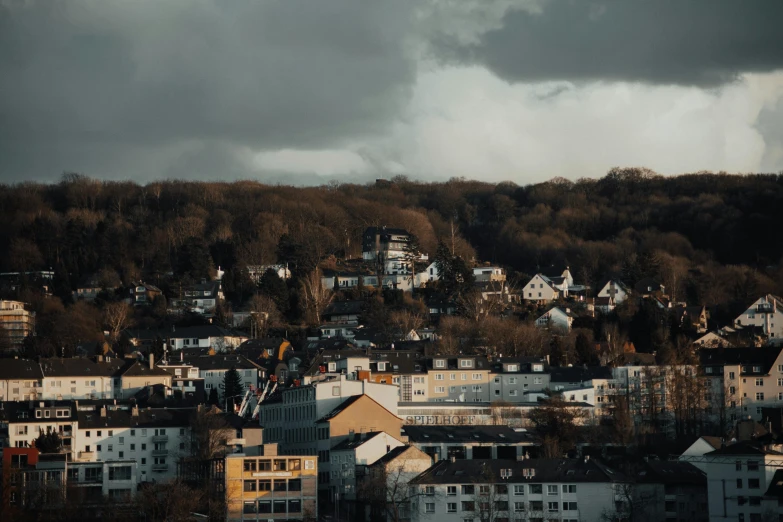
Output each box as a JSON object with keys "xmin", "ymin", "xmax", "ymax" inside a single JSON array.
[
  {"xmin": 0, "ymin": 358, "xmax": 43, "ymax": 401},
  {"xmin": 330, "ymin": 431, "xmax": 406, "ymax": 500},
  {"xmin": 698, "ymin": 441, "xmax": 783, "ymax": 522},
  {"xmin": 535, "ymin": 306, "xmax": 575, "ymax": 332},
  {"xmin": 183, "ymin": 354, "xmax": 265, "ymax": 398},
  {"xmin": 246, "ymin": 264, "xmax": 291, "ymax": 282},
  {"xmin": 39, "ymin": 357, "xmax": 122, "ymax": 400},
  {"xmin": 126, "ymin": 325, "xmax": 248, "ymax": 352},
  {"xmin": 735, "ymin": 295, "xmax": 783, "ymax": 344},
  {"xmin": 409, "ymin": 458, "xmax": 631, "ymax": 522},
  {"xmin": 473, "ymin": 266, "xmax": 506, "ymax": 283},
  {"xmin": 597, "ymin": 280, "xmax": 630, "ymax": 304}
]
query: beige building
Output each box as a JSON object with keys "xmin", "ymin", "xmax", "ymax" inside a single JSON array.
[
  {"xmin": 225, "ymin": 447, "xmax": 317, "ymax": 522},
  {"xmin": 118, "ymin": 356, "xmax": 172, "ymax": 398},
  {"xmin": 0, "ymin": 300, "xmax": 35, "ymax": 346},
  {"xmin": 426, "ymin": 356, "xmax": 491, "ymax": 402}
]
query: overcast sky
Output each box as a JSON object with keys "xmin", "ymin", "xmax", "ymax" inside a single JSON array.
[{"xmin": 1, "ymin": 0, "xmax": 782, "ymax": 185}]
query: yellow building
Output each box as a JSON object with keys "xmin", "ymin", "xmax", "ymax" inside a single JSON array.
[
  {"xmin": 0, "ymin": 300, "xmax": 35, "ymax": 346},
  {"xmin": 225, "ymin": 447, "xmax": 317, "ymax": 521}
]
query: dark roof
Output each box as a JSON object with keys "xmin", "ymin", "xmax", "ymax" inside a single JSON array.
[
  {"xmin": 77, "ymin": 407, "xmax": 194, "ymax": 429},
  {"xmin": 410, "ymin": 458, "xmax": 628, "ymax": 485},
  {"xmin": 634, "ymin": 461, "xmax": 706, "ymax": 486},
  {"xmin": 324, "ymin": 301, "xmax": 365, "ymax": 317},
  {"xmin": 699, "ymin": 346, "xmax": 783, "ymax": 374},
  {"xmin": 126, "ymin": 325, "xmax": 244, "ymax": 341},
  {"xmin": 183, "ymin": 354, "xmax": 263, "ymax": 371},
  {"xmin": 612, "ymin": 353, "xmax": 657, "ymax": 366},
  {"xmin": 765, "ymin": 470, "xmax": 783, "ymax": 498},
  {"xmin": 403, "ymin": 425, "xmax": 535, "ymax": 444},
  {"xmin": 706, "ymin": 440, "xmax": 783, "ymax": 456},
  {"xmin": 0, "ymin": 358, "xmax": 43, "ymax": 380},
  {"xmin": 121, "ymin": 360, "xmax": 172, "ymax": 378},
  {"xmin": 38, "ymin": 357, "xmax": 126, "ymax": 377},
  {"xmin": 370, "ymin": 351, "xmax": 424, "ymax": 374},
  {"xmin": 634, "ymin": 278, "xmax": 663, "ymax": 294},
  {"xmin": 424, "ymin": 356, "xmax": 490, "ymax": 371},
  {"xmin": 331, "ymin": 431, "xmax": 384, "ymax": 451},
  {"xmin": 316, "ymin": 394, "xmax": 365, "ymax": 423},
  {"xmin": 699, "ymin": 436, "xmax": 724, "ymax": 451},
  {"xmin": 371, "ymin": 445, "xmax": 422, "ymax": 467},
  {"xmin": 302, "ymin": 350, "xmax": 369, "ymax": 376},
  {"xmin": 550, "ymin": 366, "xmax": 612, "ymax": 383}
]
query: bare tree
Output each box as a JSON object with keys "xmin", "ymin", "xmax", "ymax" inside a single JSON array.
[
  {"xmin": 103, "ymin": 302, "xmax": 133, "ymax": 341},
  {"xmin": 389, "ymin": 309, "xmax": 425, "ymax": 341},
  {"xmin": 137, "ymin": 479, "xmax": 207, "ymax": 522},
  {"xmin": 358, "ymin": 454, "xmax": 431, "ymax": 522},
  {"xmin": 188, "ymin": 406, "xmax": 234, "ymax": 461},
  {"xmin": 299, "ymin": 269, "xmax": 334, "ymax": 325},
  {"xmin": 248, "ymin": 294, "xmax": 281, "ymax": 337},
  {"xmin": 468, "ymin": 465, "xmax": 510, "ymax": 522}
]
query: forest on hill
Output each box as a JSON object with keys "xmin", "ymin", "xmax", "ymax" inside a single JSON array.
[{"xmin": 2, "ymin": 168, "xmax": 783, "ymax": 359}]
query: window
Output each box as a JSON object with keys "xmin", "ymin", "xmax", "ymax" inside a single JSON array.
[
  {"xmin": 435, "ymin": 387, "xmax": 445, "ymax": 393},
  {"xmin": 747, "ymin": 461, "xmax": 759, "ymax": 471},
  {"xmin": 547, "ymin": 485, "xmax": 558, "ymax": 495},
  {"xmin": 450, "ymin": 373, "xmax": 456, "ymax": 380},
  {"xmin": 729, "ymin": 371, "xmax": 736, "ymax": 379},
  {"xmin": 562, "ymin": 484, "xmax": 576, "ymax": 493},
  {"xmin": 273, "ymin": 480, "xmax": 287, "ymax": 492},
  {"xmin": 435, "ymin": 360, "xmax": 445, "ymax": 368},
  {"xmin": 496, "ymin": 484, "xmax": 508, "ymax": 494},
  {"xmin": 447, "ymin": 502, "xmax": 458, "ymax": 513},
  {"xmin": 756, "ymin": 378, "xmax": 764, "ymax": 386},
  {"xmin": 258, "ymin": 480, "xmax": 271, "ymax": 491},
  {"xmin": 288, "ymin": 478, "xmax": 301, "ymax": 491},
  {"xmin": 737, "ymin": 479, "xmax": 743, "ymax": 488},
  {"xmin": 462, "ymin": 485, "xmax": 475, "ymax": 495},
  {"xmin": 460, "ymin": 360, "xmax": 472, "ymax": 368},
  {"xmin": 563, "ymin": 502, "xmax": 578, "ymax": 511},
  {"xmin": 258, "ymin": 501, "xmax": 271, "ymax": 514},
  {"xmin": 425, "ymin": 486, "xmax": 435, "ymax": 496},
  {"xmin": 119, "ymin": 437, "xmax": 124, "ymax": 445},
  {"xmin": 435, "ymin": 373, "xmax": 444, "ymax": 381},
  {"xmin": 530, "ymin": 484, "xmax": 543, "ymax": 494},
  {"xmin": 447, "ymin": 486, "xmax": 457, "ymax": 496},
  {"xmin": 472, "ymin": 373, "xmax": 481, "ymax": 380},
  {"xmin": 548, "ymin": 502, "xmax": 559, "ymax": 512},
  {"xmin": 244, "ymin": 480, "xmax": 257, "ymax": 492},
  {"xmin": 274, "ymin": 459, "xmax": 287, "ymax": 471},
  {"xmin": 461, "ymin": 501, "xmax": 475, "ymax": 511},
  {"xmin": 479, "ymin": 485, "xmax": 490, "ymax": 495},
  {"xmin": 273, "ymin": 500, "xmax": 286, "ymax": 513},
  {"xmin": 288, "ymin": 499, "xmax": 301, "ymax": 513},
  {"xmin": 513, "ymin": 485, "xmax": 525, "ymax": 495},
  {"xmin": 756, "ymin": 393, "xmax": 765, "ymax": 400},
  {"xmin": 244, "ymin": 460, "xmax": 257, "ymax": 472},
  {"xmin": 243, "ymin": 501, "xmax": 256, "ymax": 514},
  {"xmin": 108, "ymin": 466, "xmax": 132, "ymax": 481},
  {"xmin": 748, "ymin": 478, "xmax": 760, "ymax": 489},
  {"xmin": 514, "ymin": 502, "xmax": 525, "ymax": 512}
]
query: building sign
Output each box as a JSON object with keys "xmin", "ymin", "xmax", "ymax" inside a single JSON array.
[{"xmin": 404, "ymin": 415, "xmax": 478, "ymax": 425}]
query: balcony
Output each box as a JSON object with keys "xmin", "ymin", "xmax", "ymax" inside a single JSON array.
[
  {"xmin": 152, "ymin": 435, "xmax": 168, "ymax": 443},
  {"xmin": 152, "ymin": 463, "xmax": 168, "ymax": 472},
  {"xmin": 152, "ymin": 449, "xmax": 168, "ymax": 457},
  {"xmin": 78, "ymin": 451, "xmax": 95, "ymax": 461}
]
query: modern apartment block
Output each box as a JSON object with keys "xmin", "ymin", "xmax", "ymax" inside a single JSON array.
[
  {"xmin": 225, "ymin": 449, "xmax": 317, "ymax": 522},
  {"xmin": 0, "ymin": 300, "xmax": 35, "ymax": 346}
]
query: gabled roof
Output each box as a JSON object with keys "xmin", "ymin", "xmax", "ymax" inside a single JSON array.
[
  {"xmin": 706, "ymin": 440, "xmax": 783, "ymax": 456},
  {"xmin": 0, "ymin": 358, "xmax": 44, "ymax": 380},
  {"xmin": 324, "ymin": 301, "xmax": 365, "ymax": 316},
  {"xmin": 424, "ymin": 355, "xmax": 490, "ymax": 371},
  {"xmin": 316, "ymin": 394, "xmax": 395, "ymax": 424},
  {"xmin": 38, "ymin": 357, "xmax": 126, "ymax": 378},
  {"xmin": 183, "ymin": 354, "xmax": 263, "ymax": 372},
  {"xmin": 77, "ymin": 407, "xmax": 193, "ymax": 429},
  {"xmin": 699, "ymin": 346, "xmax": 783, "ymax": 374},
  {"xmin": 634, "ymin": 461, "xmax": 706, "ymax": 486},
  {"xmin": 331, "ymin": 431, "xmax": 385, "ymax": 451},
  {"xmin": 765, "ymin": 470, "xmax": 783, "ymax": 498},
  {"xmin": 121, "ymin": 360, "xmax": 172, "ymax": 378},
  {"xmin": 371, "ymin": 445, "xmax": 427, "ymax": 468},
  {"xmin": 125, "ymin": 325, "xmax": 245, "ymax": 341}
]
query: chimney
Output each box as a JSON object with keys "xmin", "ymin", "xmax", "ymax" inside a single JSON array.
[
  {"xmin": 100, "ymin": 406, "xmax": 107, "ymax": 418},
  {"xmin": 149, "ymin": 353, "xmax": 154, "ymax": 370},
  {"xmin": 132, "ymin": 406, "xmax": 139, "ymax": 417}
]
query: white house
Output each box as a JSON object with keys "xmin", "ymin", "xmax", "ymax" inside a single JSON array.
[
  {"xmin": 330, "ymin": 431, "xmax": 406, "ymax": 500},
  {"xmin": 247, "ymin": 264, "xmax": 291, "ymax": 282},
  {"xmin": 182, "ymin": 354, "xmax": 265, "ymax": 399},
  {"xmin": 126, "ymin": 325, "xmax": 248, "ymax": 352},
  {"xmin": 0, "ymin": 358, "xmax": 43, "ymax": 401},
  {"xmin": 535, "ymin": 307, "xmax": 575, "ymax": 332},
  {"xmin": 679, "ymin": 436, "xmax": 723, "ymax": 472},
  {"xmin": 698, "ymin": 441, "xmax": 783, "ymax": 522},
  {"xmin": 523, "ymin": 274, "xmax": 563, "ymax": 303},
  {"xmin": 597, "ymin": 280, "xmax": 630, "ymax": 304},
  {"xmin": 39, "ymin": 357, "xmax": 122, "ymax": 400},
  {"xmin": 734, "ymin": 294, "xmax": 783, "ymax": 344}
]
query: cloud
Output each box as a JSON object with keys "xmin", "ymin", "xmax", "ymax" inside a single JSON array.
[
  {"xmin": 370, "ymin": 68, "xmax": 783, "ymax": 182},
  {"xmin": 437, "ymin": 0, "xmax": 783, "ymax": 87},
  {"xmin": 0, "ymin": 0, "xmax": 417, "ymax": 181}
]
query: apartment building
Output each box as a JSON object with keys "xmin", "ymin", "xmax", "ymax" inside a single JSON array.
[
  {"xmin": 330, "ymin": 431, "xmax": 406, "ymax": 501},
  {"xmin": 70, "ymin": 405, "xmax": 193, "ymax": 483},
  {"xmin": 631, "ymin": 461, "xmax": 708, "ymax": 522},
  {"xmin": 551, "ymin": 366, "xmax": 613, "ymax": 406},
  {"xmin": 315, "ymin": 394, "xmax": 403, "ymax": 496},
  {"xmin": 5, "ymin": 401, "xmax": 79, "ymax": 453},
  {"xmin": 365, "ymin": 445, "xmax": 433, "ymax": 522},
  {"xmin": 490, "ymin": 357, "xmax": 550, "ymax": 403},
  {"xmin": 0, "ymin": 300, "xmax": 35, "ymax": 345},
  {"xmin": 116, "ymin": 357, "xmax": 173, "ymax": 398},
  {"xmin": 426, "ymin": 356, "xmax": 492, "ymax": 402},
  {"xmin": 701, "ymin": 441, "xmax": 783, "ymax": 522},
  {"xmin": 0, "ymin": 358, "xmax": 43, "ymax": 401},
  {"xmin": 184, "ymin": 354, "xmax": 265, "ymax": 396},
  {"xmin": 38, "ymin": 357, "xmax": 121, "ymax": 400},
  {"xmin": 257, "ymin": 374, "xmax": 399, "ymax": 456},
  {"xmin": 409, "ymin": 458, "xmax": 631, "ymax": 522},
  {"xmin": 700, "ymin": 346, "xmax": 783, "ymax": 421},
  {"xmin": 225, "ymin": 450, "xmax": 317, "ymax": 522}
]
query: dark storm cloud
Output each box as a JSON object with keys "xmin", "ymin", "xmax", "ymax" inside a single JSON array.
[
  {"xmin": 0, "ymin": 0, "xmax": 416, "ymax": 181},
  {"xmin": 442, "ymin": 1, "xmax": 783, "ymax": 86}
]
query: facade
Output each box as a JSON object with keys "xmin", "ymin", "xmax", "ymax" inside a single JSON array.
[
  {"xmin": 426, "ymin": 356, "xmax": 492, "ymax": 403},
  {"xmin": 631, "ymin": 461, "xmax": 708, "ymax": 522},
  {"xmin": 535, "ymin": 306, "xmax": 575, "ymax": 332},
  {"xmin": 522, "ymin": 273, "xmax": 563, "ymax": 303},
  {"xmin": 362, "ymin": 227, "xmax": 411, "ymax": 262},
  {"xmin": 734, "ymin": 295, "xmax": 783, "ymax": 344},
  {"xmin": 0, "ymin": 300, "xmax": 35, "ymax": 345},
  {"xmin": 403, "ymin": 425, "xmax": 535, "ymax": 461},
  {"xmin": 184, "ymin": 354, "xmax": 265, "ymax": 398},
  {"xmin": 224, "ymin": 450, "xmax": 317, "ymax": 522},
  {"xmin": 330, "ymin": 431, "xmax": 406, "ymax": 500},
  {"xmin": 39, "ymin": 357, "xmax": 123, "ymax": 401},
  {"xmin": 0, "ymin": 358, "xmax": 44, "ymax": 401},
  {"xmin": 172, "ymin": 279, "xmax": 224, "ymax": 315},
  {"xmin": 128, "ymin": 282, "xmax": 162, "ymax": 306},
  {"xmin": 597, "ymin": 280, "xmax": 630, "ymax": 304},
  {"xmin": 117, "ymin": 358, "xmax": 173, "ymax": 398},
  {"xmin": 700, "ymin": 442, "xmax": 783, "ymax": 522},
  {"xmin": 126, "ymin": 325, "xmax": 248, "ymax": 352},
  {"xmin": 409, "ymin": 458, "xmax": 631, "ymax": 522},
  {"xmin": 489, "ymin": 358, "xmax": 550, "ymax": 403},
  {"xmin": 246, "ymin": 264, "xmax": 291, "ymax": 282},
  {"xmin": 365, "ymin": 445, "xmax": 433, "ymax": 522}
]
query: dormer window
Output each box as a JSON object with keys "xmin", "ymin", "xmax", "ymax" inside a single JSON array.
[
  {"xmin": 532, "ymin": 364, "xmax": 544, "ymax": 372},
  {"xmin": 328, "ymin": 363, "xmax": 336, "ymax": 372},
  {"xmin": 377, "ymin": 362, "xmax": 387, "ymax": 372},
  {"xmin": 459, "ymin": 359, "xmax": 473, "ymax": 368},
  {"xmin": 435, "ymin": 360, "xmax": 445, "ymax": 368},
  {"xmin": 507, "ymin": 364, "xmax": 519, "ymax": 372}
]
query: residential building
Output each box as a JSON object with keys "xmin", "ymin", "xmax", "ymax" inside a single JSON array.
[
  {"xmin": 631, "ymin": 460, "xmax": 708, "ymax": 522},
  {"xmin": 5, "ymin": 400, "xmax": 78, "ymax": 454},
  {"xmin": 364, "ymin": 445, "xmax": 433, "ymax": 522},
  {"xmin": 171, "ymin": 279, "xmax": 224, "ymax": 315},
  {"xmin": 472, "ymin": 266, "xmax": 506, "ymax": 283},
  {"xmin": 0, "ymin": 358, "xmax": 43, "ymax": 401},
  {"xmin": 597, "ymin": 280, "xmax": 630, "ymax": 304},
  {"xmin": 246, "ymin": 264, "xmax": 291, "ymax": 282},
  {"xmin": 735, "ymin": 295, "xmax": 783, "ymax": 344},
  {"xmin": 184, "ymin": 354, "xmax": 265, "ymax": 399},
  {"xmin": 362, "ymin": 226, "xmax": 412, "ymax": 263},
  {"xmin": 322, "ymin": 300, "xmax": 364, "ymax": 325},
  {"xmin": 700, "ymin": 441, "xmax": 783, "ymax": 522},
  {"xmin": 679, "ymin": 436, "xmax": 724, "ymax": 473},
  {"xmin": 0, "ymin": 300, "xmax": 35, "ymax": 345},
  {"xmin": 125, "ymin": 325, "xmax": 248, "ymax": 352},
  {"xmin": 39, "ymin": 357, "xmax": 122, "ymax": 400},
  {"xmin": 330, "ymin": 431, "xmax": 406, "ymax": 501},
  {"xmin": 522, "ymin": 273, "xmax": 565, "ymax": 303},
  {"xmin": 426, "ymin": 356, "xmax": 491, "ymax": 402},
  {"xmin": 489, "ymin": 357, "xmax": 550, "ymax": 403},
  {"xmin": 408, "ymin": 458, "xmax": 631, "ymax": 522},
  {"xmin": 128, "ymin": 281, "xmax": 162, "ymax": 306},
  {"xmin": 535, "ymin": 306, "xmax": 576, "ymax": 332},
  {"xmin": 224, "ymin": 448, "xmax": 317, "ymax": 522},
  {"xmin": 117, "ymin": 356, "xmax": 173, "ymax": 398}
]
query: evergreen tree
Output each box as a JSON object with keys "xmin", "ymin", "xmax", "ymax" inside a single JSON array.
[
  {"xmin": 434, "ymin": 241, "xmax": 475, "ymax": 298},
  {"xmin": 208, "ymin": 388, "xmax": 219, "ymax": 406},
  {"xmin": 575, "ymin": 332, "xmax": 598, "ymax": 365},
  {"xmin": 258, "ymin": 268, "xmax": 290, "ymax": 314},
  {"xmin": 221, "ymin": 366, "xmax": 244, "ymax": 411},
  {"xmin": 34, "ymin": 427, "xmax": 63, "ymax": 454}
]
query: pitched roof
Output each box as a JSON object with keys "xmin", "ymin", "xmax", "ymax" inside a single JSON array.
[
  {"xmin": 330, "ymin": 431, "xmax": 384, "ymax": 451},
  {"xmin": 324, "ymin": 301, "xmax": 365, "ymax": 316},
  {"xmin": 550, "ymin": 366, "xmax": 613, "ymax": 383},
  {"xmin": 316, "ymin": 394, "xmax": 394, "ymax": 423},
  {"xmin": 634, "ymin": 461, "xmax": 706, "ymax": 486},
  {"xmin": 699, "ymin": 346, "xmax": 783, "ymax": 374},
  {"xmin": 0, "ymin": 358, "xmax": 44, "ymax": 380},
  {"xmin": 706, "ymin": 440, "xmax": 783, "ymax": 456},
  {"xmin": 765, "ymin": 470, "xmax": 783, "ymax": 498},
  {"xmin": 38, "ymin": 357, "xmax": 126, "ymax": 378},
  {"xmin": 371, "ymin": 445, "xmax": 425, "ymax": 467},
  {"xmin": 121, "ymin": 360, "xmax": 172, "ymax": 378},
  {"xmin": 410, "ymin": 458, "xmax": 629, "ymax": 485},
  {"xmin": 77, "ymin": 407, "xmax": 193, "ymax": 429},
  {"xmin": 183, "ymin": 354, "xmax": 263, "ymax": 372}
]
